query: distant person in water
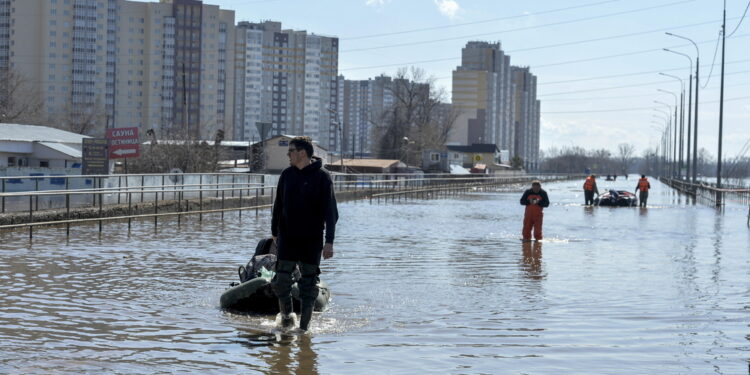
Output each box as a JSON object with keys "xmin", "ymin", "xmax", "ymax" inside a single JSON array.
[
  {"xmin": 635, "ymin": 174, "xmax": 651, "ymax": 208},
  {"xmin": 583, "ymin": 174, "xmax": 599, "ymax": 205},
  {"xmin": 520, "ymin": 180, "xmax": 550, "ymax": 241}
]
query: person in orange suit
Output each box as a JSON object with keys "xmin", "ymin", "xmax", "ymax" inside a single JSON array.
[
  {"xmin": 634, "ymin": 174, "xmax": 650, "ymax": 208},
  {"xmin": 520, "ymin": 180, "xmax": 550, "ymax": 241},
  {"xmin": 582, "ymin": 174, "xmax": 599, "ymax": 205}
]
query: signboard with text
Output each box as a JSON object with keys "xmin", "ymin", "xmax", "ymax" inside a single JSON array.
[
  {"xmin": 82, "ymin": 138, "xmax": 109, "ymax": 175},
  {"xmin": 106, "ymin": 127, "xmax": 140, "ymax": 159}
]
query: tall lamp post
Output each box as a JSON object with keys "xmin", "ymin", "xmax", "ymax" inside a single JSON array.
[
  {"xmin": 654, "ymin": 103, "xmax": 673, "ymax": 176},
  {"xmin": 327, "ymin": 107, "xmax": 345, "ymax": 173},
  {"xmin": 666, "ymin": 32, "xmax": 700, "ymax": 184},
  {"xmin": 657, "ymin": 89, "xmax": 679, "ymax": 178},
  {"xmin": 663, "ymin": 48, "xmax": 693, "ymax": 181},
  {"xmin": 652, "ymin": 113, "xmax": 671, "ymax": 176},
  {"xmin": 659, "ymin": 73, "xmax": 685, "ymax": 179}
]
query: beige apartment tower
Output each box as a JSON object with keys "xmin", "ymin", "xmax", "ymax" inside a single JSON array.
[{"xmin": 1, "ymin": 0, "xmax": 235, "ymax": 140}]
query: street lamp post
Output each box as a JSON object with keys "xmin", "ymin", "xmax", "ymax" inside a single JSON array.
[
  {"xmin": 327, "ymin": 107, "xmax": 345, "ymax": 173},
  {"xmin": 657, "ymin": 89, "xmax": 679, "ymax": 178},
  {"xmin": 716, "ymin": 0, "xmax": 727, "ymax": 205},
  {"xmin": 654, "ymin": 103, "xmax": 673, "ymax": 176},
  {"xmin": 659, "ymin": 73, "xmax": 685, "ymax": 179},
  {"xmin": 666, "ymin": 32, "xmax": 700, "ymax": 184},
  {"xmin": 663, "ymin": 48, "xmax": 694, "ymax": 181}
]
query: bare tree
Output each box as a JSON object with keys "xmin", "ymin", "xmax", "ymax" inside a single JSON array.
[
  {"xmin": 0, "ymin": 68, "xmax": 45, "ymax": 124},
  {"xmin": 126, "ymin": 127, "xmax": 229, "ymax": 173},
  {"xmin": 616, "ymin": 143, "xmax": 635, "ymax": 175},
  {"xmin": 372, "ymin": 67, "xmax": 457, "ymax": 165},
  {"xmin": 56, "ymin": 98, "xmax": 107, "ymax": 136}
]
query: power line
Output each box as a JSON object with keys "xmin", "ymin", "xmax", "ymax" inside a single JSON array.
[
  {"xmin": 539, "ymin": 68, "xmax": 750, "ymax": 96},
  {"xmin": 339, "ymin": 24, "xmax": 748, "ymax": 74},
  {"xmin": 540, "ymin": 57, "xmax": 750, "ymax": 85},
  {"xmin": 340, "ymin": 0, "xmax": 694, "ymax": 53},
  {"xmin": 343, "ymin": 0, "xmax": 620, "ymax": 40},
  {"xmin": 727, "ymin": 0, "xmax": 750, "ymax": 37},
  {"xmin": 541, "ymin": 94, "xmax": 750, "ymax": 114},
  {"xmin": 701, "ymin": 30, "xmax": 723, "ymax": 88}
]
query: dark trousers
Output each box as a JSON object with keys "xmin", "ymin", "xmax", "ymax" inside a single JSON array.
[
  {"xmin": 639, "ymin": 191, "xmax": 648, "ymax": 207},
  {"xmin": 271, "ymin": 235, "xmax": 322, "ymax": 313},
  {"xmin": 584, "ymin": 190, "xmax": 595, "ymax": 205},
  {"xmin": 271, "ymin": 260, "xmax": 319, "ymax": 311}
]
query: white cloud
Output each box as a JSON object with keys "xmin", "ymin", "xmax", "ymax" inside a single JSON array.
[
  {"xmin": 366, "ymin": 0, "xmax": 390, "ymax": 6},
  {"xmin": 434, "ymin": 0, "xmax": 460, "ymax": 19}
]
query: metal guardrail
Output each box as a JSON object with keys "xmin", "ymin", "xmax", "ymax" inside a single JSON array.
[
  {"xmin": 661, "ymin": 178, "xmax": 750, "ymax": 225},
  {"xmin": 0, "ymin": 172, "xmax": 580, "ymax": 237}
]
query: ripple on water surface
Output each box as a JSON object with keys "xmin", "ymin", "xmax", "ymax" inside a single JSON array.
[{"xmin": 0, "ymin": 178, "xmax": 748, "ymax": 374}]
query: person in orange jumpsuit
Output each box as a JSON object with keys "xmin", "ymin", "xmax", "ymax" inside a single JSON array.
[
  {"xmin": 582, "ymin": 174, "xmax": 599, "ymax": 205},
  {"xmin": 520, "ymin": 180, "xmax": 550, "ymax": 241},
  {"xmin": 634, "ymin": 174, "xmax": 650, "ymax": 208}
]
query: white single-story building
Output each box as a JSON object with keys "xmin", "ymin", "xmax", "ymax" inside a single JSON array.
[
  {"xmin": 253, "ymin": 135, "xmax": 329, "ymax": 173},
  {"xmin": 0, "ymin": 123, "xmax": 89, "ymax": 169}
]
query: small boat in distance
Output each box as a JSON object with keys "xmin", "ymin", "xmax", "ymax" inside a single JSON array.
[{"xmin": 595, "ymin": 190, "xmax": 638, "ymax": 207}]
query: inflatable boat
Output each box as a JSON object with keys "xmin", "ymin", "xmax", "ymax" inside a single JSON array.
[
  {"xmin": 220, "ymin": 238, "xmax": 331, "ymax": 313},
  {"xmin": 594, "ymin": 190, "xmax": 638, "ymax": 207}
]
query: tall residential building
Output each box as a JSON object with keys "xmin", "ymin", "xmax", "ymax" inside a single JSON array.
[
  {"xmin": 336, "ymin": 75, "xmax": 395, "ymax": 157},
  {"xmin": 233, "ymin": 21, "xmax": 339, "ymax": 151},
  {"xmin": 449, "ymin": 41, "xmax": 514, "ymax": 154},
  {"xmin": 2, "ymin": 0, "xmax": 235, "ymax": 140},
  {"xmin": 511, "ymin": 66, "xmax": 540, "ymax": 171}
]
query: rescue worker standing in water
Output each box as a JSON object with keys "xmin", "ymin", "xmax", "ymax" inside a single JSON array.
[
  {"xmin": 520, "ymin": 180, "xmax": 550, "ymax": 241},
  {"xmin": 583, "ymin": 174, "xmax": 599, "ymax": 205},
  {"xmin": 635, "ymin": 174, "xmax": 650, "ymax": 208}
]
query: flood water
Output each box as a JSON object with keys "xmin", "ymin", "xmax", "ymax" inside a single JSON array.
[{"xmin": 1, "ymin": 177, "xmax": 748, "ymax": 374}]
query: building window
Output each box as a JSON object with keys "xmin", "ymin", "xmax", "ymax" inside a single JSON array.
[
  {"xmin": 39, "ymin": 161, "xmax": 50, "ymax": 168},
  {"xmin": 7, "ymin": 157, "xmax": 16, "ymax": 167},
  {"xmin": 430, "ymin": 153, "xmax": 440, "ymax": 162}
]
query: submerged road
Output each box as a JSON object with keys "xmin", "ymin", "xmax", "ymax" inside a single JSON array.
[{"xmin": 0, "ymin": 176, "xmax": 748, "ymax": 374}]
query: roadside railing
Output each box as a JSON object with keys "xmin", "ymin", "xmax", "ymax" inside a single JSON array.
[
  {"xmin": 661, "ymin": 177, "xmax": 750, "ymax": 213},
  {"xmin": 0, "ymin": 172, "xmax": 580, "ymax": 237}
]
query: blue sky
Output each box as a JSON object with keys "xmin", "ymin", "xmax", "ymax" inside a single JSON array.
[{"xmin": 140, "ymin": 0, "xmax": 750, "ymax": 160}]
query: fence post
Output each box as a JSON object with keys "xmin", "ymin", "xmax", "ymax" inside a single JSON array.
[
  {"xmin": 221, "ymin": 190, "xmax": 225, "ymax": 220},
  {"xmin": 239, "ymin": 187, "xmax": 243, "ymax": 219},
  {"xmin": 128, "ymin": 191, "xmax": 132, "ymax": 231},
  {"xmin": 154, "ymin": 192, "xmax": 158, "ymax": 228},
  {"xmin": 34, "ymin": 178, "xmax": 39, "ymax": 210},
  {"xmin": 28, "ymin": 195, "xmax": 33, "ymax": 240},
  {"xmin": 140, "ymin": 175, "xmax": 145, "ymax": 203},
  {"xmin": 199, "ymin": 175, "xmax": 203, "ymax": 222},
  {"xmin": 1, "ymin": 179, "xmax": 5, "ymax": 213},
  {"xmin": 66, "ymin": 192, "xmax": 70, "ymax": 237},
  {"xmin": 99, "ymin": 180, "xmax": 103, "ymax": 233}
]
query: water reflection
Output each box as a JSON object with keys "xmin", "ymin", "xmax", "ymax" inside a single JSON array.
[
  {"xmin": 521, "ymin": 241, "xmax": 543, "ymax": 279},
  {"xmin": 237, "ymin": 330, "xmax": 318, "ymax": 375}
]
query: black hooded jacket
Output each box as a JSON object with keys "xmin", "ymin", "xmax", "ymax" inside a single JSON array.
[{"xmin": 271, "ymin": 157, "xmax": 338, "ymax": 244}]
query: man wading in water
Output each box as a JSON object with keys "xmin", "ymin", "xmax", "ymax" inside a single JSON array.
[{"xmin": 271, "ymin": 136, "xmax": 338, "ymax": 332}]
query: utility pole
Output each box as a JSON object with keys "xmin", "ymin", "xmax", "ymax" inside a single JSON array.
[{"xmin": 716, "ymin": 0, "xmax": 726, "ymax": 205}]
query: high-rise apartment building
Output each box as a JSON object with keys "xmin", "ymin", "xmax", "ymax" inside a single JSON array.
[
  {"xmin": 336, "ymin": 75, "xmax": 395, "ymax": 157},
  {"xmin": 233, "ymin": 21, "xmax": 338, "ymax": 151},
  {"xmin": 511, "ymin": 66, "xmax": 540, "ymax": 171},
  {"xmin": 2, "ymin": 0, "xmax": 235, "ymax": 140},
  {"xmin": 449, "ymin": 41, "xmax": 514, "ymax": 154}
]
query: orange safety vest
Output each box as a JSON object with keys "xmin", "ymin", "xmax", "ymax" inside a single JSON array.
[
  {"xmin": 638, "ymin": 178, "xmax": 649, "ymax": 191},
  {"xmin": 583, "ymin": 177, "xmax": 595, "ymax": 191}
]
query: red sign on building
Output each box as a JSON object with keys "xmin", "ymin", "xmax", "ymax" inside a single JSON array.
[{"xmin": 106, "ymin": 127, "xmax": 140, "ymax": 159}]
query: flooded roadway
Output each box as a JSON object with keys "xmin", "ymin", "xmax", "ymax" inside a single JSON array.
[{"xmin": 1, "ymin": 177, "xmax": 748, "ymax": 374}]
